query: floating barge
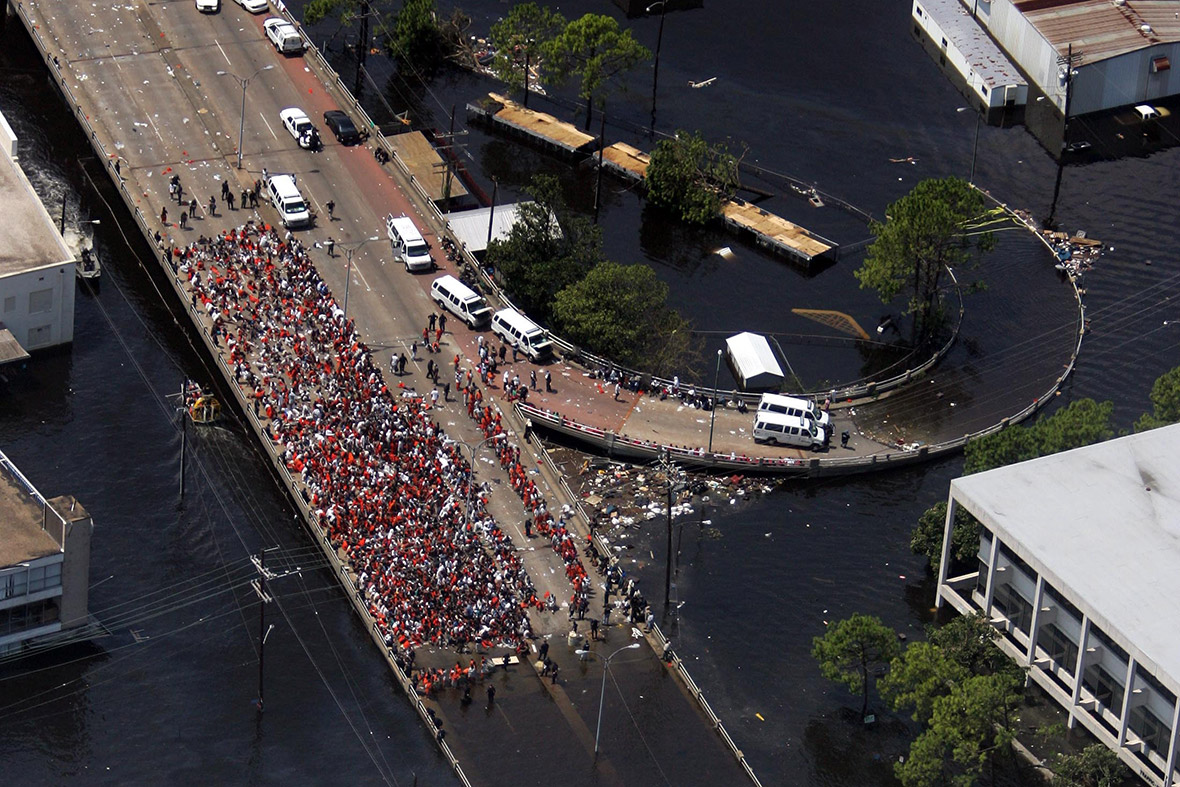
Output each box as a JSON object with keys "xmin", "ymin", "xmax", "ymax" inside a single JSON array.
[
  {"xmin": 721, "ymin": 198, "xmax": 836, "ymax": 265},
  {"xmin": 598, "ymin": 142, "xmax": 650, "ymax": 182},
  {"xmin": 466, "ymin": 92, "xmax": 598, "ymax": 158}
]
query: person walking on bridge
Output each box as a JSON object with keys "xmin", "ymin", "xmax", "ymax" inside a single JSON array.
[{"xmin": 208, "ymin": 195, "xmax": 217, "ymax": 216}]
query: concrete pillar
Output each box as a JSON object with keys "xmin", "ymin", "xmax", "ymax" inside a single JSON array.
[
  {"xmin": 1118, "ymin": 658, "xmax": 1138, "ymax": 747},
  {"xmin": 982, "ymin": 532, "xmax": 1001, "ymax": 615},
  {"xmin": 1025, "ymin": 574, "xmax": 1046, "ymax": 673},
  {"xmin": 934, "ymin": 494, "xmax": 957, "ymax": 609},
  {"xmin": 48, "ymin": 495, "xmax": 91, "ymax": 628},
  {"xmin": 1068, "ymin": 616, "xmax": 1090, "ymax": 730},
  {"xmin": 1164, "ymin": 695, "xmax": 1180, "ymax": 787}
]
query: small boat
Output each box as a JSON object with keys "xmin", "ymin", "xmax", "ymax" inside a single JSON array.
[
  {"xmin": 76, "ymin": 247, "xmax": 101, "ymax": 280},
  {"xmin": 184, "ymin": 380, "xmax": 222, "ymax": 424}
]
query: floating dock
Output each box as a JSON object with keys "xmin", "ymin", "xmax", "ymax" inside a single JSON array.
[
  {"xmin": 466, "ymin": 93, "xmax": 598, "ymax": 157},
  {"xmin": 599, "ymin": 142, "xmax": 650, "ymax": 182},
  {"xmin": 721, "ymin": 198, "xmax": 836, "ymax": 264},
  {"xmin": 387, "ymin": 130, "xmax": 467, "ymax": 202}
]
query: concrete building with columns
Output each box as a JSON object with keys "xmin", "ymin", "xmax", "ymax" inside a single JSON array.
[{"xmin": 936, "ymin": 423, "xmax": 1180, "ymax": 787}]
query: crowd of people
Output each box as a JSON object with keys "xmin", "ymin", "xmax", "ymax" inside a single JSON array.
[{"xmin": 171, "ymin": 223, "xmax": 552, "ymax": 660}]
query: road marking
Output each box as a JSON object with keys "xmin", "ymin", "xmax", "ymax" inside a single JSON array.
[
  {"xmin": 259, "ymin": 112, "xmax": 277, "ymax": 139},
  {"xmin": 214, "ymin": 39, "xmax": 232, "ymax": 67}
]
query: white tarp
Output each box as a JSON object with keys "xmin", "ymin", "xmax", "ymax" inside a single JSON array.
[
  {"xmin": 446, "ymin": 202, "xmax": 533, "ymax": 254},
  {"xmin": 725, "ymin": 332, "xmax": 784, "ymax": 391}
]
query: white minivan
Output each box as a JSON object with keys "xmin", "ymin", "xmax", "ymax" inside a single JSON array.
[
  {"xmin": 752, "ymin": 411, "xmax": 826, "ymax": 450},
  {"xmin": 431, "ymin": 275, "xmax": 493, "ymax": 329},
  {"xmin": 386, "ymin": 214, "xmax": 433, "ymax": 272},
  {"xmin": 491, "ymin": 308, "xmax": 552, "ymax": 361},
  {"xmin": 758, "ymin": 392, "xmax": 831, "ymax": 431},
  {"xmin": 265, "ymin": 173, "xmax": 311, "ymax": 228}
]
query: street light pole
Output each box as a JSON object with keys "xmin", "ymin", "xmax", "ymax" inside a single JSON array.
[
  {"xmin": 707, "ymin": 348, "xmax": 722, "ymax": 454},
  {"xmin": 217, "ymin": 65, "xmax": 275, "ymax": 170},
  {"xmin": 956, "ymin": 106, "xmax": 981, "ymax": 183},
  {"xmin": 455, "ymin": 434, "xmax": 506, "ymax": 531},
  {"xmin": 317, "ymin": 235, "xmax": 379, "ymax": 321},
  {"xmin": 575, "ymin": 642, "xmax": 640, "ymax": 756},
  {"xmin": 647, "ymin": 1, "xmax": 667, "ymax": 136}
]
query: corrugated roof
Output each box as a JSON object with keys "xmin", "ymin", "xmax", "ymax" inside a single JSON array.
[
  {"xmin": 922, "ymin": 0, "xmax": 1029, "ymax": 87},
  {"xmin": 1015, "ymin": 0, "xmax": 1180, "ymax": 63}
]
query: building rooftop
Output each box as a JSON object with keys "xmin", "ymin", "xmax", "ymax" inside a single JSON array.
[
  {"xmin": 0, "ymin": 454, "xmax": 62, "ymax": 568},
  {"xmin": 0, "ymin": 138, "xmax": 72, "ymax": 278},
  {"xmin": 924, "ymin": 0, "xmax": 1029, "ymax": 88},
  {"xmin": 951, "ymin": 423, "xmax": 1180, "ymax": 694},
  {"xmin": 1014, "ymin": 0, "xmax": 1180, "ymax": 64}
]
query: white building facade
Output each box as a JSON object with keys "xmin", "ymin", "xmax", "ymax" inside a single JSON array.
[{"xmin": 936, "ymin": 424, "xmax": 1180, "ymax": 787}]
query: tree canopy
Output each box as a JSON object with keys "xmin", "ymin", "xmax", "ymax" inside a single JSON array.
[
  {"xmin": 1135, "ymin": 365, "xmax": 1180, "ymax": 432},
  {"xmin": 488, "ymin": 2, "xmax": 565, "ymax": 99},
  {"xmin": 1053, "ymin": 743, "xmax": 1128, "ymax": 787},
  {"xmin": 857, "ymin": 177, "xmax": 998, "ymax": 344},
  {"xmin": 879, "ymin": 641, "xmax": 967, "ymax": 724},
  {"xmin": 645, "ymin": 130, "xmax": 740, "ymax": 224},
  {"xmin": 551, "ymin": 260, "xmax": 691, "ymax": 374},
  {"xmin": 387, "ymin": 0, "xmax": 446, "ymax": 68},
  {"xmin": 812, "ymin": 613, "xmax": 901, "ymax": 717},
  {"xmin": 485, "ymin": 175, "xmax": 601, "ymax": 326},
  {"xmin": 544, "ymin": 13, "xmax": 650, "ymax": 129}
]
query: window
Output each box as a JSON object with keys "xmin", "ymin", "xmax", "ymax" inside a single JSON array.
[
  {"xmin": 1083, "ymin": 663, "xmax": 1125, "ymax": 715},
  {"xmin": 3, "ymin": 295, "xmax": 14, "ymax": 313},
  {"xmin": 28, "ymin": 288, "xmax": 53, "ymax": 314},
  {"xmin": 1129, "ymin": 705, "xmax": 1171, "ymax": 755},
  {"xmin": 27, "ymin": 563, "xmax": 61, "ymax": 593},
  {"xmin": 916, "ymin": 5, "xmax": 923, "ymax": 16},
  {"xmin": 27, "ymin": 324, "xmax": 52, "ymax": 348},
  {"xmin": 992, "ymin": 582, "xmax": 1032, "ymax": 633},
  {"xmin": 3, "ymin": 570, "xmax": 28, "ymax": 599},
  {"xmin": 975, "ymin": 557, "xmax": 990, "ymax": 598},
  {"xmin": 1037, "ymin": 622, "xmax": 1079, "ymax": 671}
]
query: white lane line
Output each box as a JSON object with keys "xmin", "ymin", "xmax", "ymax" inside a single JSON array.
[
  {"xmin": 259, "ymin": 112, "xmax": 277, "ymax": 139},
  {"xmin": 214, "ymin": 39, "xmax": 232, "ymax": 67}
]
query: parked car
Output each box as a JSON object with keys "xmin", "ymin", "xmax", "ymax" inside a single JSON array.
[
  {"xmin": 323, "ymin": 110, "xmax": 361, "ymax": 145},
  {"xmin": 279, "ymin": 108, "xmax": 321, "ymax": 150},
  {"xmin": 196, "ymin": 0, "xmax": 220, "ymax": 12},
  {"xmin": 235, "ymin": 0, "xmax": 268, "ymax": 12},
  {"xmin": 263, "ymin": 17, "xmax": 304, "ymax": 54}
]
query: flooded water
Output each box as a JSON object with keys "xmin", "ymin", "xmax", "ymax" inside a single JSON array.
[{"xmin": 3, "ymin": 0, "xmax": 1179, "ymax": 784}]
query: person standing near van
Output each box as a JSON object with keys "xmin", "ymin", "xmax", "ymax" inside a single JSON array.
[
  {"xmin": 545, "ymin": 370, "xmax": 553, "ymax": 393},
  {"xmin": 439, "ymin": 313, "xmax": 447, "ymax": 333}
]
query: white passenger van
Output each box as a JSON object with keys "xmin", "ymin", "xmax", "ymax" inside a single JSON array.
[
  {"xmin": 491, "ymin": 308, "xmax": 552, "ymax": 361},
  {"xmin": 265, "ymin": 173, "xmax": 311, "ymax": 228},
  {"xmin": 752, "ymin": 411, "xmax": 826, "ymax": 450},
  {"xmin": 758, "ymin": 392, "xmax": 831, "ymax": 430},
  {"xmin": 431, "ymin": 275, "xmax": 493, "ymax": 329},
  {"xmin": 386, "ymin": 214, "xmax": 433, "ymax": 272}
]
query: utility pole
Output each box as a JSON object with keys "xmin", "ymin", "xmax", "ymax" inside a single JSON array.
[
  {"xmin": 251, "ymin": 548, "xmax": 276, "ymax": 713},
  {"xmin": 355, "ymin": 0, "xmax": 371, "ymax": 99},
  {"xmin": 431, "ymin": 106, "xmax": 468, "ymax": 207},
  {"xmin": 658, "ymin": 450, "xmax": 685, "ymax": 610},
  {"xmin": 594, "ymin": 104, "xmax": 606, "ymax": 224},
  {"xmin": 178, "ymin": 379, "xmax": 187, "ymax": 502},
  {"xmin": 1048, "ymin": 44, "xmax": 1082, "ymax": 226},
  {"xmin": 487, "ymin": 177, "xmax": 498, "ymax": 248}
]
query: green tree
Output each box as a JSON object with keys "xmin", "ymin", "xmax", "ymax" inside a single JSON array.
[
  {"xmin": 879, "ymin": 641, "xmax": 968, "ymax": 724},
  {"xmin": 856, "ymin": 177, "xmax": 999, "ymax": 344},
  {"xmin": 895, "ymin": 671, "xmax": 1023, "ymax": 787},
  {"xmin": 645, "ymin": 130, "xmax": 740, "ymax": 224},
  {"xmin": 552, "ymin": 260, "xmax": 692, "ymax": 373},
  {"xmin": 488, "ymin": 2, "xmax": 565, "ymax": 103},
  {"xmin": 812, "ymin": 613, "xmax": 901, "ymax": 718},
  {"xmin": 386, "ymin": 0, "xmax": 446, "ymax": 69},
  {"xmin": 485, "ymin": 175, "xmax": 601, "ymax": 325},
  {"xmin": 1053, "ymin": 743, "xmax": 1128, "ymax": 787},
  {"xmin": 544, "ymin": 14, "xmax": 650, "ymax": 130},
  {"xmin": 1135, "ymin": 365, "xmax": 1180, "ymax": 432},
  {"xmin": 927, "ymin": 612, "xmax": 1010, "ymax": 676},
  {"xmin": 912, "ymin": 398, "xmax": 1116, "ymax": 567}
]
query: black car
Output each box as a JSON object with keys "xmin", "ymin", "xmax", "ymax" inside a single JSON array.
[{"xmin": 324, "ymin": 110, "xmax": 361, "ymax": 146}]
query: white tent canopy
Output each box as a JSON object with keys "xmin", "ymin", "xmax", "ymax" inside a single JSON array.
[
  {"xmin": 446, "ymin": 202, "xmax": 533, "ymax": 254},
  {"xmin": 725, "ymin": 332, "xmax": 784, "ymax": 391}
]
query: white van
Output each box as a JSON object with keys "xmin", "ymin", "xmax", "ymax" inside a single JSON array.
[
  {"xmin": 431, "ymin": 275, "xmax": 493, "ymax": 329},
  {"xmin": 758, "ymin": 392, "xmax": 831, "ymax": 430},
  {"xmin": 752, "ymin": 411, "xmax": 826, "ymax": 450},
  {"xmin": 265, "ymin": 173, "xmax": 311, "ymax": 228},
  {"xmin": 386, "ymin": 214, "xmax": 433, "ymax": 272},
  {"xmin": 491, "ymin": 308, "xmax": 553, "ymax": 361}
]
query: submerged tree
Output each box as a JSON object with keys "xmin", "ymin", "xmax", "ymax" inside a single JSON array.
[
  {"xmin": 544, "ymin": 13, "xmax": 650, "ymax": 130},
  {"xmin": 645, "ymin": 130, "xmax": 741, "ymax": 224},
  {"xmin": 1053, "ymin": 743, "xmax": 1129, "ymax": 787},
  {"xmin": 812, "ymin": 613, "xmax": 901, "ymax": 718},
  {"xmin": 1135, "ymin": 365, "xmax": 1180, "ymax": 432},
  {"xmin": 488, "ymin": 2, "xmax": 565, "ymax": 104},
  {"xmin": 856, "ymin": 177, "xmax": 999, "ymax": 345}
]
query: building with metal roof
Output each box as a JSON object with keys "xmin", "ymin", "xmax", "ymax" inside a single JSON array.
[
  {"xmin": 936, "ymin": 423, "xmax": 1180, "ymax": 786},
  {"xmin": 974, "ymin": 0, "xmax": 1180, "ymax": 117}
]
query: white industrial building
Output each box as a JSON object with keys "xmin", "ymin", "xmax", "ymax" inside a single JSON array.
[
  {"xmin": 0, "ymin": 109, "xmax": 75, "ymax": 362},
  {"xmin": 936, "ymin": 424, "xmax": 1180, "ymax": 787},
  {"xmin": 969, "ymin": 0, "xmax": 1180, "ymax": 117}
]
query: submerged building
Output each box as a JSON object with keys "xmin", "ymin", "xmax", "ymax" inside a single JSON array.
[
  {"xmin": 936, "ymin": 424, "xmax": 1180, "ymax": 787},
  {"xmin": 0, "ymin": 450, "xmax": 93, "ymax": 657}
]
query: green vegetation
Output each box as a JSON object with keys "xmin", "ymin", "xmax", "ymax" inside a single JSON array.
[
  {"xmin": 911, "ymin": 398, "xmax": 1116, "ymax": 566},
  {"xmin": 645, "ymin": 130, "xmax": 741, "ymax": 225},
  {"xmin": 1135, "ymin": 365, "xmax": 1180, "ymax": 432},
  {"xmin": 856, "ymin": 177, "xmax": 1000, "ymax": 344},
  {"xmin": 544, "ymin": 14, "xmax": 650, "ymax": 130},
  {"xmin": 304, "ymin": 0, "xmax": 447, "ymax": 70},
  {"xmin": 487, "ymin": 2, "xmax": 565, "ymax": 98},
  {"xmin": 811, "ymin": 613, "xmax": 901, "ymax": 717},
  {"xmin": 1053, "ymin": 743, "xmax": 1127, "ymax": 787}
]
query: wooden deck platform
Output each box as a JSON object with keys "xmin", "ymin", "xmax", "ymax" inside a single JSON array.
[
  {"xmin": 387, "ymin": 131, "xmax": 467, "ymax": 202},
  {"xmin": 468, "ymin": 93, "xmax": 598, "ymax": 156},
  {"xmin": 721, "ymin": 198, "xmax": 835, "ymax": 263},
  {"xmin": 599, "ymin": 142, "xmax": 650, "ymax": 182}
]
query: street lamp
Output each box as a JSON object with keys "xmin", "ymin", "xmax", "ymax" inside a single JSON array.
[
  {"xmin": 956, "ymin": 106, "xmax": 981, "ymax": 183},
  {"xmin": 316, "ymin": 235, "xmax": 379, "ymax": 320},
  {"xmin": 574, "ymin": 642, "xmax": 641, "ymax": 756},
  {"xmin": 646, "ymin": 1, "xmax": 667, "ymax": 136},
  {"xmin": 453, "ymin": 434, "xmax": 507, "ymax": 532},
  {"xmin": 707, "ymin": 348, "xmax": 723, "ymax": 454},
  {"xmin": 217, "ymin": 64, "xmax": 275, "ymax": 169}
]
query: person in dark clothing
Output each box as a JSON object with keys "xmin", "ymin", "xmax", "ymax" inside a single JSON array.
[{"xmin": 486, "ymin": 685, "xmax": 496, "ymax": 707}]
